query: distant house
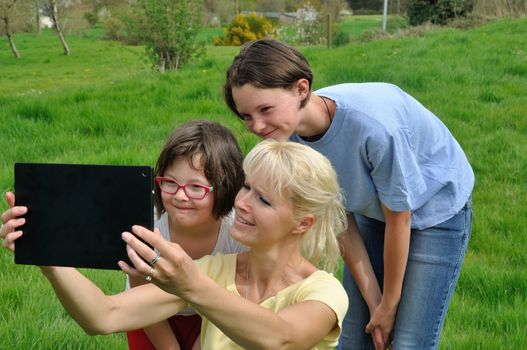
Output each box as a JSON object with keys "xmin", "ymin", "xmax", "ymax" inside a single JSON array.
[
  {"xmin": 339, "ymin": 9, "xmax": 353, "ymax": 17},
  {"xmin": 39, "ymin": 15, "xmax": 53, "ymax": 29},
  {"xmin": 240, "ymin": 11, "xmax": 297, "ymax": 25},
  {"xmin": 262, "ymin": 11, "xmax": 297, "ymax": 25}
]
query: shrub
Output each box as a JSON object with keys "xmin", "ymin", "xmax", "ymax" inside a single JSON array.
[
  {"xmin": 408, "ymin": 0, "xmax": 474, "ymax": 26},
  {"xmin": 278, "ymin": 2, "xmax": 326, "ymax": 46},
  {"xmin": 102, "ymin": 16, "xmax": 126, "ymax": 41},
  {"xmin": 102, "ymin": 14, "xmax": 143, "ymax": 45},
  {"xmin": 332, "ymin": 30, "xmax": 350, "ymax": 47},
  {"xmin": 214, "ymin": 12, "xmax": 276, "ymax": 46},
  {"xmin": 134, "ymin": 0, "xmax": 204, "ymax": 71},
  {"xmin": 84, "ymin": 12, "xmax": 99, "ymax": 27}
]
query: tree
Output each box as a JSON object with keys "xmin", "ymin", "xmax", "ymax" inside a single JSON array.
[
  {"xmin": 35, "ymin": 0, "xmax": 40, "ymax": 33},
  {"xmin": 321, "ymin": 0, "xmax": 351, "ymax": 19},
  {"xmin": 133, "ymin": 0, "xmax": 204, "ymax": 71},
  {"xmin": 42, "ymin": 0, "xmax": 77, "ymax": 55},
  {"xmin": 0, "ymin": 0, "xmax": 21, "ymax": 58}
]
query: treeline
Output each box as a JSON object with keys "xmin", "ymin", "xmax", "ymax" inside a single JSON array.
[
  {"xmin": 0, "ymin": 0, "xmax": 352, "ymax": 65},
  {"xmin": 1, "ymin": 0, "xmax": 352, "ymax": 33},
  {"xmin": 2, "ymin": 0, "xmax": 524, "ymax": 67},
  {"xmin": 348, "ymin": 0, "xmax": 527, "ymax": 17}
]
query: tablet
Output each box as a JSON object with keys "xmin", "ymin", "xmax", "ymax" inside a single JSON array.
[{"xmin": 14, "ymin": 162, "xmax": 153, "ymax": 270}]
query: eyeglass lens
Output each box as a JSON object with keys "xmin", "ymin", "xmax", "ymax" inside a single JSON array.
[{"xmin": 158, "ymin": 179, "xmax": 207, "ymax": 199}]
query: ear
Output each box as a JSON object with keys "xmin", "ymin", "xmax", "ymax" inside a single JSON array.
[
  {"xmin": 295, "ymin": 79, "xmax": 311, "ymax": 100},
  {"xmin": 292, "ymin": 214, "xmax": 315, "ymax": 235}
]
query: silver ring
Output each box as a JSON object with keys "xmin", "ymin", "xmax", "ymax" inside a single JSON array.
[
  {"xmin": 149, "ymin": 251, "xmax": 161, "ymax": 266},
  {"xmin": 145, "ymin": 267, "xmax": 154, "ymax": 282}
]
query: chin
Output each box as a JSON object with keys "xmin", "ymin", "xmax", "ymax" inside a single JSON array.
[
  {"xmin": 273, "ymin": 132, "xmax": 292, "ymax": 142},
  {"xmin": 230, "ymin": 228, "xmax": 245, "ymax": 242}
]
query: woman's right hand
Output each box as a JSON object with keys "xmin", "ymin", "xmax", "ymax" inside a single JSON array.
[{"xmin": 0, "ymin": 192, "xmax": 27, "ymax": 251}]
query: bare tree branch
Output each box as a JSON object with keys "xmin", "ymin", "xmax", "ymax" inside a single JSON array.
[{"xmin": 0, "ymin": 0, "xmax": 21, "ymax": 58}]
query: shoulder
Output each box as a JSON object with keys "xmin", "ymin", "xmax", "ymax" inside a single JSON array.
[
  {"xmin": 293, "ymin": 272, "xmax": 347, "ymax": 310},
  {"xmin": 297, "ymin": 271, "xmax": 346, "ymax": 294},
  {"xmin": 289, "ymin": 271, "xmax": 349, "ymax": 333},
  {"xmin": 315, "ymin": 82, "xmax": 400, "ymax": 99}
]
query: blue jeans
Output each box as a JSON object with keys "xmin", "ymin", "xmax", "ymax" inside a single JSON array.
[{"xmin": 337, "ymin": 198, "xmax": 472, "ymax": 350}]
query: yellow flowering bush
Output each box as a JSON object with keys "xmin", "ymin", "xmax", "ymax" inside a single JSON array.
[{"xmin": 214, "ymin": 12, "xmax": 276, "ymax": 46}]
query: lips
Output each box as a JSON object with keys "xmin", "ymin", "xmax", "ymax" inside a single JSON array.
[
  {"xmin": 174, "ymin": 206, "xmax": 194, "ymax": 210},
  {"xmin": 260, "ymin": 129, "xmax": 277, "ymax": 139},
  {"xmin": 236, "ymin": 215, "xmax": 254, "ymax": 226}
]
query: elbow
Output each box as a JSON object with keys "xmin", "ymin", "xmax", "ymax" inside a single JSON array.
[
  {"xmin": 80, "ymin": 299, "xmax": 122, "ymax": 336},
  {"xmin": 261, "ymin": 334, "xmax": 298, "ymax": 350},
  {"xmin": 78, "ymin": 315, "xmax": 118, "ymax": 336},
  {"xmin": 82, "ymin": 324, "xmax": 112, "ymax": 336},
  {"xmin": 85, "ymin": 329, "xmax": 102, "ymax": 336}
]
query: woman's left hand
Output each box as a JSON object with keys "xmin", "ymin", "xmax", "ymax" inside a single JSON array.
[{"xmin": 118, "ymin": 225, "xmax": 201, "ymax": 298}]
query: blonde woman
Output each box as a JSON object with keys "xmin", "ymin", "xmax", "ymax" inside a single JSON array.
[{"xmin": 1, "ymin": 140, "xmax": 348, "ymax": 350}]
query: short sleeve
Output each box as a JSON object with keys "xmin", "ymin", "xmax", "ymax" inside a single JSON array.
[
  {"xmin": 293, "ymin": 272, "xmax": 349, "ymax": 343},
  {"xmin": 368, "ymin": 127, "xmax": 427, "ymax": 212}
]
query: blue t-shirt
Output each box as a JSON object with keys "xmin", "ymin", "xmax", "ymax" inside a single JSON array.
[{"xmin": 290, "ymin": 83, "xmax": 474, "ymax": 230}]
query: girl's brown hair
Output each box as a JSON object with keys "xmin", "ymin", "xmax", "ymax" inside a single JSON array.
[
  {"xmin": 154, "ymin": 120, "xmax": 244, "ymax": 219},
  {"xmin": 224, "ymin": 39, "xmax": 313, "ymax": 118}
]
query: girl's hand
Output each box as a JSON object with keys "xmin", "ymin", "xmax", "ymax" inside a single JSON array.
[
  {"xmin": 118, "ymin": 225, "xmax": 201, "ymax": 298},
  {"xmin": 366, "ymin": 301, "xmax": 397, "ymax": 350},
  {"xmin": 0, "ymin": 192, "xmax": 27, "ymax": 252}
]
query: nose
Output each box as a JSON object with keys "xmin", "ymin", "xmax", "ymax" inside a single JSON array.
[
  {"xmin": 251, "ymin": 117, "xmax": 266, "ymax": 134},
  {"xmin": 234, "ymin": 189, "xmax": 250, "ymax": 212},
  {"xmin": 173, "ymin": 186, "xmax": 189, "ymax": 201}
]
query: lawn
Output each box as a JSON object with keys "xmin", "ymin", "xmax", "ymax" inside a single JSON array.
[{"xmin": 1, "ymin": 17, "xmax": 526, "ymax": 349}]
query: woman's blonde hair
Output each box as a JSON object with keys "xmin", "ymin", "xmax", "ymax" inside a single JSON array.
[{"xmin": 243, "ymin": 140, "xmax": 347, "ymax": 272}]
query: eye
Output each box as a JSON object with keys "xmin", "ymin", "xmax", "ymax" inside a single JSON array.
[
  {"xmin": 242, "ymin": 183, "xmax": 250, "ymax": 191},
  {"xmin": 258, "ymin": 194, "xmax": 271, "ymax": 207},
  {"xmin": 241, "ymin": 114, "xmax": 252, "ymax": 122},
  {"xmin": 261, "ymin": 106, "xmax": 272, "ymax": 113}
]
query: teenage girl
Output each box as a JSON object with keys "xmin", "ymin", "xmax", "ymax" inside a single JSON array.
[{"xmin": 223, "ymin": 39, "xmax": 474, "ymax": 350}]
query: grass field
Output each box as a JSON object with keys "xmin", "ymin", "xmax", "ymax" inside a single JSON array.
[{"xmin": 1, "ymin": 17, "xmax": 526, "ymax": 349}]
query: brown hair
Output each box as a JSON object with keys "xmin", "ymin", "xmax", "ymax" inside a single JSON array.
[
  {"xmin": 224, "ymin": 39, "xmax": 313, "ymax": 118},
  {"xmin": 154, "ymin": 120, "xmax": 244, "ymax": 219}
]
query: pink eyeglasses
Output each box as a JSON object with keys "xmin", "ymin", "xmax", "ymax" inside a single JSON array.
[{"xmin": 155, "ymin": 176, "xmax": 213, "ymax": 200}]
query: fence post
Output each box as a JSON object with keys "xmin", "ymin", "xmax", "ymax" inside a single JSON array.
[
  {"xmin": 327, "ymin": 13, "xmax": 332, "ymax": 48},
  {"xmin": 383, "ymin": 0, "xmax": 388, "ymax": 32}
]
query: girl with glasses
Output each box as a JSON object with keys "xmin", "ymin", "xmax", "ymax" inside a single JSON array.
[
  {"xmin": 1, "ymin": 140, "xmax": 349, "ymax": 349},
  {"xmin": 125, "ymin": 120, "xmax": 248, "ymax": 350}
]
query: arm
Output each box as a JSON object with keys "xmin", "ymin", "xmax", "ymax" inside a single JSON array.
[
  {"xmin": 338, "ymin": 213, "xmax": 382, "ymax": 311},
  {"xmin": 1, "ymin": 192, "xmax": 185, "ymax": 336},
  {"xmin": 129, "ymin": 274, "xmax": 181, "ymax": 350},
  {"xmin": 122, "ymin": 226, "xmax": 343, "ymax": 350},
  {"xmin": 366, "ymin": 205, "xmax": 411, "ymax": 343},
  {"xmin": 338, "ymin": 213, "xmax": 386, "ymax": 349},
  {"xmin": 40, "ymin": 267, "xmax": 185, "ymax": 335},
  {"xmin": 192, "ymin": 281, "xmax": 338, "ymax": 350}
]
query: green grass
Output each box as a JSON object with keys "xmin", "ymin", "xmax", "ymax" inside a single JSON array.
[
  {"xmin": 334, "ymin": 15, "xmax": 384, "ymax": 38},
  {"xmin": 1, "ymin": 17, "xmax": 526, "ymax": 349}
]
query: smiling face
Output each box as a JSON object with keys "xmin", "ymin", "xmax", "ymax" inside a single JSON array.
[
  {"xmin": 232, "ymin": 83, "xmax": 308, "ymax": 141},
  {"xmin": 230, "ymin": 172, "xmax": 301, "ymax": 249},
  {"xmin": 160, "ymin": 155, "xmax": 215, "ymax": 228}
]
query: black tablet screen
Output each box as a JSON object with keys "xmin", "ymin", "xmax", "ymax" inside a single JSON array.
[{"xmin": 14, "ymin": 163, "xmax": 153, "ymax": 270}]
